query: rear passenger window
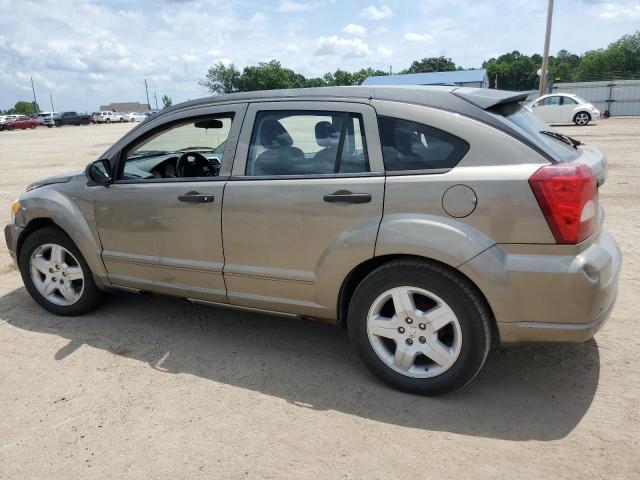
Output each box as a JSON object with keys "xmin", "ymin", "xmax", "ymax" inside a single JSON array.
[
  {"xmin": 245, "ymin": 111, "xmax": 369, "ymax": 176},
  {"xmin": 378, "ymin": 116, "xmax": 469, "ymax": 172}
]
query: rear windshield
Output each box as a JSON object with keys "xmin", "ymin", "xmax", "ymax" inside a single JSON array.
[{"xmin": 492, "ymin": 103, "xmax": 580, "ymax": 162}]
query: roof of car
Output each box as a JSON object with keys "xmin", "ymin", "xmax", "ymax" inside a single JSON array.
[
  {"xmin": 108, "ymin": 85, "xmax": 555, "ymax": 164},
  {"xmin": 160, "ymin": 85, "xmax": 526, "ymax": 118}
]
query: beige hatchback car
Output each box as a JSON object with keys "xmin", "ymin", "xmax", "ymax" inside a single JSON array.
[{"xmin": 5, "ymin": 86, "xmax": 621, "ymax": 395}]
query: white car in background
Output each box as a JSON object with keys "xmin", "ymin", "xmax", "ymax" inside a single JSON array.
[
  {"xmin": 93, "ymin": 111, "xmax": 125, "ymax": 123},
  {"xmin": 122, "ymin": 112, "xmax": 147, "ymax": 122},
  {"xmin": 526, "ymin": 93, "xmax": 600, "ymax": 126}
]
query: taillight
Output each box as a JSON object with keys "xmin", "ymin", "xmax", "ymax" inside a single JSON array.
[{"xmin": 529, "ymin": 163, "xmax": 597, "ymax": 244}]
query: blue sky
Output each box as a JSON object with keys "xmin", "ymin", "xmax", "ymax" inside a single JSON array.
[{"xmin": 1, "ymin": 0, "xmax": 638, "ymax": 112}]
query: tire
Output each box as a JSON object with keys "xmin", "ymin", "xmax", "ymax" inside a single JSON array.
[
  {"xmin": 18, "ymin": 226, "xmax": 106, "ymax": 316},
  {"xmin": 106, "ymin": 118, "xmax": 111, "ymax": 124},
  {"xmin": 119, "ymin": 117, "xmax": 124, "ymax": 123},
  {"xmin": 573, "ymin": 111, "xmax": 591, "ymax": 126},
  {"xmin": 347, "ymin": 259, "xmax": 491, "ymax": 395},
  {"xmin": 55, "ymin": 121, "xmax": 61, "ymax": 127},
  {"xmin": 8, "ymin": 126, "xmax": 14, "ymax": 131}
]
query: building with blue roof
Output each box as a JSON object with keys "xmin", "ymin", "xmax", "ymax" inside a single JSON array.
[{"xmin": 362, "ymin": 69, "xmax": 489, "ymax": 88}]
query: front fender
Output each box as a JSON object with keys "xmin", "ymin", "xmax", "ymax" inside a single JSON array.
[
  {"xmin": 15, "ymin": 179, "xmax": 106, "ymax": 278},
  {"xmin": 375, "ymin": 213, "xmax": 496, "ymax": 268}
]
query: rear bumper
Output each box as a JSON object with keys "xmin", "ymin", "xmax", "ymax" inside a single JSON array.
[{"xmin": 459, "ymin": 229, "xmax": 621, "ymax": 343}]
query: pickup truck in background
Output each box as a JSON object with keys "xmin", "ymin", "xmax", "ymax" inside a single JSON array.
[{"xmin": 45, "ymin": 111, "xmax": 92, "ymax": 127}]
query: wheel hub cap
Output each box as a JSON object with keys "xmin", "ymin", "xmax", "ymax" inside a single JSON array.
[
  {"xmin": 366, "ymin": 286, "xmax": 462, "ymax": 378},
  {"xmin": 29, "ymin": 243, "xmax": 84, "ymax": 306}
]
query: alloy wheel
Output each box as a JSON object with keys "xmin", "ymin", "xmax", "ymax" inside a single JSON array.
[
  {"xmin": 366, "ymin": 286, "xmax": 462, "ymax": 378},
  {"xmin": 575, "ymin": 112, "xmax": 590, "ymax": 126},
  {"xmin": 29, "ymin": 243, "xmax": 84, "ymax": 306}
]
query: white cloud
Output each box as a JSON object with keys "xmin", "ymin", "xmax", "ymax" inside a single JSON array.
[
  {"xmin": 315, "ymin": 35, "xmax": 371, "ymax": 58},
  {"xmin": 403, "ymin": 32, "xmax": 435, "ymax": 43},
  {"xmin": 285, "ymin": 43, "xmax": 302, "ymax": 53},
  {"xmin": 599, "ymin": 3, "xmax": 640, "ymax": 20},
  {"xmin": 360, "ymin": 5, "xmax": 393, "ymax": 20},
  {"xmin": 342, "ymin": 23, "xmax": 367, "ymax": 36},
  {"xmin": 277, "ymin": 0, "xmax": 317, "ymax": 12},
  {"xmin": 377, "ymin": 46, "xmax": 393, "ymax": 58}
]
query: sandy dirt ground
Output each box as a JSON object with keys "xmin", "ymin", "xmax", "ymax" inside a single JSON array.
[{"xmin": 0, "ymin": 119, "xmax": 639, "ymax": 479}]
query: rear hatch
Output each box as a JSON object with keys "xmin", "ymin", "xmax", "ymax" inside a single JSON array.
[{"xmin": 487, "ymin": 98, "xmax": 608, "ymax": 244}]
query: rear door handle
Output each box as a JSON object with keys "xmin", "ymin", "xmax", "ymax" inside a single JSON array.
[
  {"xmin": 178, "ymin": 191, "xmax": 214, "ymax": 203},
  {"xmin": 323, "ymin": 191, "xmax": 372, "ymax": 204}
]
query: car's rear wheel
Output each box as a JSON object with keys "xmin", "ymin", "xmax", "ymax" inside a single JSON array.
[
  {"xmin": 574, "ymin": 111, "xmax": 591, "ymax": 126},
  {"xmin": 347, "ymin": 259, "xmax": 491, "ymax": 395},
  {"xmin": 18, "ymin": 226, "xmax": 106, "ymax": 316},
  {"xmin": 106, "ymin": 118, "xmax": 111, "ymax": 124}
]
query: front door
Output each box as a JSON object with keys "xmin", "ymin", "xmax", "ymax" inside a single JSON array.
[
  {"xmin": 221, "ymin": 101, "xmax": 385, "ymax": 319},
  {"xmin": 95, "ymin": 104, "xmax": 246, "ymax": 302},
  {"xmin": 532, "ymin": 95, "xmax": 562, "ymax": 123}
]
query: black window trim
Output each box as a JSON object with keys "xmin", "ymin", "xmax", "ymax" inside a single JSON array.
[
  {"xmin": 243, "ymin": 109, "xmax": 372, "ymax": 179},
  {"xmin": 377, "ymin": 115, "xmax": 470, "ymax": 175},
  {"xmin": 113, "ymin": 112, "xmax": 235, "ymax": 184}
]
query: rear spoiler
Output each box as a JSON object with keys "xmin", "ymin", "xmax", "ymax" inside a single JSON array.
[{"xmin": 451, "ymin": 87, "xmax": 529, "ymax": 110}]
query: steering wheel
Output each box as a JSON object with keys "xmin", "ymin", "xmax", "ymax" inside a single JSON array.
[{"xmin": 176, "ymin": 152, "xmax": 216, "ymax": 178}]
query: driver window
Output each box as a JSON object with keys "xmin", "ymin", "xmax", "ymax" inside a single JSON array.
[{"xmin": 121, "ymin": 114, "xmax": 233, "ymax": 180}]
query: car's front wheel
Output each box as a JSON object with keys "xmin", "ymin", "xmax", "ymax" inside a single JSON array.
[
  {"xmin": 574, "ymin": 111, "xmax": 591, "ymax": 126},
  {"xmin": 347, "ymin": 259, "xmax": 491, "ymax": 395},
  {"xmin": 18, "ymin": 226, "xmax": 106, "ymax": 315}
]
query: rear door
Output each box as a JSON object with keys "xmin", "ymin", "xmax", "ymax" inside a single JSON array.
[{"xmin": 221, "ymin": 101, "xmax": 385, "ymax": 319}]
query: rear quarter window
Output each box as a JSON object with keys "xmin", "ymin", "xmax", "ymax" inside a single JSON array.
[{"xmin": 378, "ymin": 116, "xmax": 469, "ymax": 173}]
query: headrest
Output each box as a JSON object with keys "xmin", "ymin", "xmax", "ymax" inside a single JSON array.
[
  {"xmin": 315, "ymin": 121, "xmax": 340, "ymax": 147},
  {"xmin": 260, "ymin": 119, "xmax": 293, "ymax": 148},
  {"xmin": 394, "ymin": 127, "xmax": 421, "ymax": 154}
]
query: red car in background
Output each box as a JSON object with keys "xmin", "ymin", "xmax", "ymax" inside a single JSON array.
[{"xmin": 0, "ymin": 116, "xmax": 40, "ymax": 131}]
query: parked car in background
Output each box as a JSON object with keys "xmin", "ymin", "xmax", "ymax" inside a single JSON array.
[
  {"xmin": 36, "ymin": 112, "xmax": 58, "ymax": 121},
  {"xmin": 0, "ymin": 115, "xmax": 18, "ymax": 127},
  {"xmin": 1, "ymin": 115, "xmax": 40, "ymax": 130},
  {"xmin": 5, "ymin": 86, "xmax": 620, "ymax": 396},
  {"xmin": 123, "ymin": 112, "xmax": 147, "ymax": 122},
  {"xmin": 93, "ymin": 111, "xmax": 125, "ymax": 123},
  {"xmin": 526, "ymin": 93, "xmax": 600, "ymax": 126},
  {"xmin": 46, "ymin": 111, "xmax": 92, "ymax": 127}
]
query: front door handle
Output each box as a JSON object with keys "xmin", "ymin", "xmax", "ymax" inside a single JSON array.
[
  {"xmin": 323, "ymin": 191, "xmax": 372, "ymax": 204},
  {"xmin": 178, "ymin": 191, "xmax": 214, "ymax": 203}
]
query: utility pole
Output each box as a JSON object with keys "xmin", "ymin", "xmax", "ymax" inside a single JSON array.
[
  {"xmin": 144, "ymin": 79, "xmax": 150, "ymax": 109},
  {"xmin": 30, "ymin": 76, "xmax": 39, "ymax": 113},
  {"xmin": 494, "ymin": 74, "xmax": 498, "ymax": 89},
  {"xmin": 538, "ymin": 0, "xmax": 554, "ymax": 97},
  {"xmin": 154, "ymin": 91, "xmax": 158, "ymax": 110},
  {"xmin": 49, "ymin": 93, "xmax": 55, "ymax": 112}
]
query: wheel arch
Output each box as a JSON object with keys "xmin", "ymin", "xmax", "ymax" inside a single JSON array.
[{"xmin": 336, "ymin": 253, "xmax": 499, "ymax": 343}]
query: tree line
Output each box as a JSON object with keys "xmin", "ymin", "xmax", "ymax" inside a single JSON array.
[{"xmin": 201, "ymin": 30, "xmax": 640, "ymax": 94}]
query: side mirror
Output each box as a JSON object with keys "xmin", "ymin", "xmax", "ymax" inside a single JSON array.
[{"xmin": 86, "ymin": 159, "xmax": 112, "ymax": 185}]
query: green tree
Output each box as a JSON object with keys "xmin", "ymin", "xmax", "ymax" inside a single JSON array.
[
  {"xmin": 10, "ymin": 101, "xmax": 39, "ymax": 115},
  {"xmin": 161, "ymin": 94, "xmax": 173, "ymax": 108},
  {"xmin": 200, "ymin": 62, "xmax": 242, "ymax": 94},
  {"xmin": 403, "ymin": 56, "xmax": 458, "ymax": 74},
  {"xmin": 483, "ymin": 51, "xmax": 539, "ymax": 90},
  {"xmin": 576, "ymin": 31, "xmax": 640, "ymax": 81}
]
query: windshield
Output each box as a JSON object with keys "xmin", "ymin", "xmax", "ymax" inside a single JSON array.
[{"xmin": 492, "ymin": 103, "xmax": 581, "ymax": 162}]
